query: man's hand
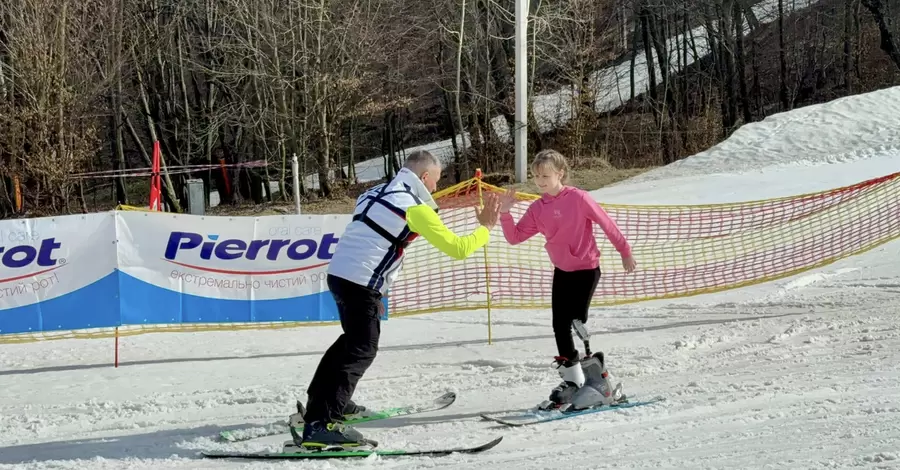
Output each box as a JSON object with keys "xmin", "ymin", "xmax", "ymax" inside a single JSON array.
[
  {"xmin": 499, "ymin": 188, "xmax": 517, "ymax": 213},
  {"xmin": 476, "ymin": 192, "xmax": 501, "ymax": 230},
  {"xmin": 621, "ymin": 254, "xmax": 637, "ymax": 273}
]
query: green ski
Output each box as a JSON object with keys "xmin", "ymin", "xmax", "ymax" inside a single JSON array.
[
  {"xmin": 218, "ymin": 391, "xmax": 457, "ymax": 442},
  {"xmin": 202, "ymin": 436, "xmax": 503, "ymax": 460}
]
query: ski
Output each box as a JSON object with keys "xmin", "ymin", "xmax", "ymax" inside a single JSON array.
[
  {"xmin": 480, "ymin": 396, "xmax": 665, "ymax": 427},
  {"xmin": 201, "ymin": 436, "xmax": 503, "ymax": 460},
  {"xmin": 218, "ymin": 391, "xmax": 457, "ymax": 442}
]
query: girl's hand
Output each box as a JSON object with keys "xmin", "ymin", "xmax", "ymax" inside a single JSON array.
[
  {"xmin": 499, "ymin": 188, "xmax": 517, "ymax": 213},
  {"xmin": 621, "ymin": 254, "xmax": 637, "ymax": 273}
]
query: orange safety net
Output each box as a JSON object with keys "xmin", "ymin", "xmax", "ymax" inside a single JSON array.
[{"xmin": 388, "ymin": 171, "xmax": 900, "ymax": 316}]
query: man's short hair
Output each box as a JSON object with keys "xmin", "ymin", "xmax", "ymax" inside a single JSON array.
[{"xmin": 403, "ymin": 150, "xmax": 441, "ymax": 173}]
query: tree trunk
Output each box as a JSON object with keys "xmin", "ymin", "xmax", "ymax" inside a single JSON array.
[
  {"xmin": 646, "ymin": 7, "xmax": 677, "ymax": 163},
  {"xmin": 861, "ymin": 0, "xmax": 900, "ymax": 72},
  {"xmin": 455, "ymin": 0, "xmax": 469, "ymax": 175},
  {"xmin": 629, "ymin": 8, "xmax": 641, "ymax": 102},
  {"xmin": 843, "ymin": 0, "xmax": 856, "ymax": 91},
  {"xmin": 640, "ymin": 9, "xmax": 658, "ymax": 111},
  {"xmin": 734, "ymin": 0, "xmax": 752, "ymax": 123},
  {"xmin": 108, "ymin": 91, "xmax": 127, "ymax": 205},
  {"xmin": 778, "ymin": 0, "xmax": 791, "ymax": 110}
]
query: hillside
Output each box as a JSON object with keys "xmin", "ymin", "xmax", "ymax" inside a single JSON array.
[
  {"xmin": 1, "ymin": 0, "xmax": 898, "ymax": 217},
  {"xmin": 542, "ymin": 0, "xmax": 900, "ymax": 170},
  {"xmin": 215, "ymin": 0, "xmax": 900, "ymax": 216}
]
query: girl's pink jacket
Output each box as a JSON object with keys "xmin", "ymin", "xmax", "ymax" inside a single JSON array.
[{"xmin": 499, "ymin": 186, "xmax": 632, "ymax": 272}]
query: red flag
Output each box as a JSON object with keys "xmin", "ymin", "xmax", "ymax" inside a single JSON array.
[{"xmin": 149, "ymin": 141, "xmax": 162, "ymax": 211}]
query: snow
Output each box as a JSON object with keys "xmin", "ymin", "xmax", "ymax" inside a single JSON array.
[{"xmin": 3, "ymin": 87, "xmax": 900, "ymax": 468}]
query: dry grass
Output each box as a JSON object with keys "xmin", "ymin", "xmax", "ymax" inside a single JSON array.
[
  {"xmin": 211, "ymin": 165, "xmax": 657, "ymax": 216},
  {"xmin": 502, "ymin": 166, "xmax": 655, "ymax": 195},
  {"xmin": 206, "ymin": 196, "xmax": 358, "ymax": 217}
]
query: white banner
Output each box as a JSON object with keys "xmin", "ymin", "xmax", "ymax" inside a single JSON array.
[
  {"xmin": 0, "ymin": 213, "xmax": 117, "ymax": 309},
  {"xmin": 0, "ymin": 210, "xmax": 363, "ymax": 334},
  {"xmin": 116, "ymin": 212, "xmax": 352, "ymax": 301}
]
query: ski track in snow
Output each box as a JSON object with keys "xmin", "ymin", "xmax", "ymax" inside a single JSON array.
[{"xmin": 3, "ymin": 87, "xmax": 900, "ymax": 468}]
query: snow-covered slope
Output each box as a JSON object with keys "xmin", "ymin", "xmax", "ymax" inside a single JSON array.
[
  {"xmin": 616, "ymin": 85, "xmax": 900, "ymax": 185},
  {"xmin": 2, "ymin": 88, "xmax": 899, "ymax": 469}
]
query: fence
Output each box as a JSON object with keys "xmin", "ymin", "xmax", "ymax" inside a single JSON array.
[
  {"xmin": 389, "ymin": 170, "xmax": 900, "ymax": 330},
  {"xmin": 2, "ymin": 170, "xmax": 899, "ymax": 347}
]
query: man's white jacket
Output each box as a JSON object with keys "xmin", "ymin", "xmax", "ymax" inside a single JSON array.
[{"xmin": 327, "ymin": 168, "xmax": 491, "ymax": 295}]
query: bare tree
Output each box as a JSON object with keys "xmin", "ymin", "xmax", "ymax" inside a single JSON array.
[{"xmin": 0, "ymin": 0, "xmax": 109, "ymax": 214}]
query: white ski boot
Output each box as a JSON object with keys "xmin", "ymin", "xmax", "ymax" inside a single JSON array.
[
  {"xmin": 538, "ymin": 355, "xmax": 586, "ymax": 411},
  {"xmin": 569, "ymin": 352, "xmax": 626, "ymax": 410}
]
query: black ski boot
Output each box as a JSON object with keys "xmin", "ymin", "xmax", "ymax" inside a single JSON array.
[
  {"xmin": 293, "ymin": 398, "xmax": 368, "ymax": 423},
  {"xmin": 343, "ymin": 399, "xmax": 367, "ymax": 417},
  {"xmin": 292, "ymin": 420, "xmax": 375, "ymax": 451}
]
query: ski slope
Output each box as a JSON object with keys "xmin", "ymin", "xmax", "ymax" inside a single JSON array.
[{"xmin": 2, "ymin": 87, "xmax": 900, "ymax": 469}]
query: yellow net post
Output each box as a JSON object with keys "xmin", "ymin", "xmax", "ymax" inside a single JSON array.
[{"xmin": 475, "ymin": 168, "xmax": 493, "ymax": 345}]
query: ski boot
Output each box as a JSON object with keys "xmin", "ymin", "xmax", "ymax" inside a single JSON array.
[
  {"xmin": 285, "ymin": 420, "xmax": 377, "ymax": 453},
  {"xmin": 342, "ymin": 399, "xmax": 368, "ymax": 419},
  {"xmin": 569, "ymin": 351, "xmax": 626, "ymax": 411},
  {"xmin": 290, "ymin": 399, "xmax": 369, "ymax": 425},
  {"xmin": 537, "ymin": 354, "xmax": 586, "ymax": 411},
  {"xmin": 287, "ymin": 401, "xmax": 376, "ymax": 452},
  {"xmin": 284, "ymin": 400, "xmax": 374, "ymax": 452}
]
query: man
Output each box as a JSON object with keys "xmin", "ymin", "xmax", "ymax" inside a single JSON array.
[{"xmin": 294, "ymin": 150, "xmax": 500, "ymax": 448}]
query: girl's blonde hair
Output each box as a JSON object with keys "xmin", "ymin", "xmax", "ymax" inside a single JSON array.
[{"xmin": 531, "ymin": 149, "xmax": 570, "ymax": 184}]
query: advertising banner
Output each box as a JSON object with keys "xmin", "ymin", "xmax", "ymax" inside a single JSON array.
[
  {"xmin": 116, "ymin": 212, "xmax": 355, "ymax": 325},
  {"xmin": 0, "ymin": 211, "xmax": 378, "ymax": 336},
  {"xmin": 0, "ymin": 213, "xmax": 119, "ymax": 334}
]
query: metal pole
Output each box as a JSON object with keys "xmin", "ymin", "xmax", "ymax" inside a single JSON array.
[
  {"xmin": 291, "ymin": 153, "xmax": 302, "ymax": 214},
  {"xmin": 514, "ymin": 0, "xmax": 529, "ymax": 183}
]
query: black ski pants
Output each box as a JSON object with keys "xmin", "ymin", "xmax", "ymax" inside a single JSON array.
[
  {"xmin": 304, "ymin": 274, "xmax": 383, "ymax": 424},
  {"xmin": 551, "ymin": 267, "xmax": 601, "ymax": 361}
]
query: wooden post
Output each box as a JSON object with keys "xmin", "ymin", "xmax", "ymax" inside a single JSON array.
[{"xmin": 13, "ymin": 176, "xmax": 22, "ymax": 212}]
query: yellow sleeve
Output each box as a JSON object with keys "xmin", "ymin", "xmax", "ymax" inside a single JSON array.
[{"xmin": 406, "ymin": 204, "xmax": 490, "ymax": 260}]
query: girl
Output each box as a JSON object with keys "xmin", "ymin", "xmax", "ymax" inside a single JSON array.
[{"xmin": 499, "ymin": 149, "xmax": 636, "ymax": 407}]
